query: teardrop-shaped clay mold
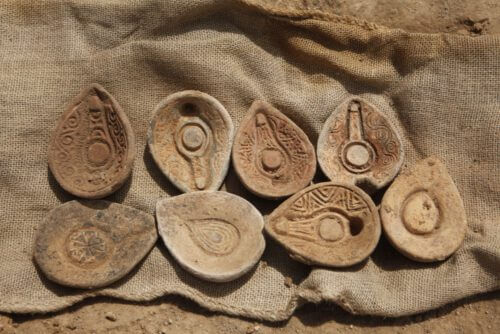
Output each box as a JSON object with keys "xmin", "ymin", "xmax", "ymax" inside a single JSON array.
[
  {"xmin": 34, "ymin": 200, "xmax": 157, "ymax": 289},
  {"xmin": 48, "ymin": 84, "xmax": 136, "ymax": 199},
  {"xmin": 265, "ymin": 182, "xmax": 381, "ymax": 267},
  {"xmin": 380, "ymin": 156, "xmax": 467, "ymax": 262},
  {"xmin": 317, "ymin": 97, "xmax": 403, "ymax": 192},
  {"xmin": 147, "ymin": 91, "xmax": 233, "ymax": 193},
  {"xmin": 156, "ymin": 191, "xmax": 265, "ymax": 282},
  {"xmin": 232, "ymin": 100, "xmax": 316, "ymax": 199}
]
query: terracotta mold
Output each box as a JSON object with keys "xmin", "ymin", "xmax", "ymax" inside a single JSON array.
[
  {"xmin": 148, "ymin": 91, "xmax": 233, "ymax": 193},
  {"xmin": 233, "ymin": 100, "xmax": 316, "ymax": 199},
  {"xmin": 317, "ymin": 97, "xmax": 403, "ymax": 192},
  {"xmin": 34, "ymin": 200, "xmax": 157, "ymax": 289},
  {"xmin": 380, "ymin": 156, "xmax": 467, "ymax": 262},
  {"xmin": 48, "ymin": 84, "xmax": 136, "ymax": 199},
  {"xmin": 156, "ymin": 191, "xmax": 265, "ymax": 282},
  {"xmin": 266, "ymin": 182, "xmax": 381, "ymax": 267}
]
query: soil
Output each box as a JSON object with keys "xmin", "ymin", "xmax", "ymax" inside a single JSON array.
[
  {"xmin": 325, "ymin": 0, "xmax": 500, "ymax": 35},
  {"xmin": 1, "ymin": 1, "xmax": 498, "ymax": 333},
  {"xmin": 1, "ymin": 293, "xmax": 499, "ymax": 334}
]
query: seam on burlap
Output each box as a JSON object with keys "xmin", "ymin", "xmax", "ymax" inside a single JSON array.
[
  {"xmin": 236, "ymin": 0, "xmax": 385, "ymax": 31},
  {"xmin": 297, "ymin": 287, "xmax": 357, "ymax": 314}
]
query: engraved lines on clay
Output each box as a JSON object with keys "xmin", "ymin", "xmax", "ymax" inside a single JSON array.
[
  {"xmin": 238, "ymin": 114, "xmax": 308, "ymax": 182},
  {"xmin": 277, "ymin": 213, "xmax": 352, "ymax": 250},
  {"xmin": 288, "ymin": 186, "xmax": 368, "ymax": 218},
  {"xmin": 339, "ymin": 101, "xmax": 376, "ymax": 174},
  {"xmin": 327, "ymin": 118, "xmax": 344, "ymax": 174},
  {"xmin": 254, "ymin": 113, "xmax": 292, "ymax": 180},
  {"xmin": 155, "ymin": 191, "xmax": 265, "ymax": 282},
  {"xmin": 266, "ymin": 182, "xmax": 380, "ymax": 267},
  {"xmin": 271, "ymin": 115, "xmax": 310, "ymax": 179},
  {"xmin": 65, "ymin": 228, "xmax": 110, "ymax": 268},
  {"xmin": 364, "ymin": 109, "xmax": 399, "ymax": 176},
  {"xmin": 276, "ymin": 186, "xmax": 368, "ymax": 247},
  {"xmin": 187, "ymin": 218, "xmax": 240, "ymax": 256},
  {"xmin": 233, "ymin": 100, "xmax": 316, "ymax": 199},
  {"xmin": 174, "ymin": 115, "xmax": 212, "ymax": 190}
]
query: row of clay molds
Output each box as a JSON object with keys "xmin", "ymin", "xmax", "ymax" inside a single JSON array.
[
  {"xmin": 35, "ymin": 192, "xmax": 265, "ymax": 288},
  {"xmin": 265, "ymin": 156, "xmax": 467, "ymax": 267},
  {"xmin": 148, "ymin": 95, "xmax": 317, "ymax": 199},
  {"xmin": 147, "ymin": 94, "xmax": 404, "ymax": 199},
  {"xmin": 48, "ymin": 85, "xmax": 402, "ymax": 200}
]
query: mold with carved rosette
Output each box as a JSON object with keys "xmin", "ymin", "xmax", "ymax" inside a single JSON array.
[
  {"xmin": 148, "ymin": 91, "xmax": 233, "ymax": 193},
  {"xmin": 34, "ymin": 200, "xmax": 157, "ymax": 289}
]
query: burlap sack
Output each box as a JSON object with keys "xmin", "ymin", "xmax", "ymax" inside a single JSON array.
[{"xmin": 0, "ymin": 0, "xmax": 498, "ymax": 321}]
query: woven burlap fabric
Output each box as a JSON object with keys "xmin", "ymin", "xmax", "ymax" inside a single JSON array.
[{"xmin": 0, "ymin": 0, "xmax": 498, "ymax": 321}]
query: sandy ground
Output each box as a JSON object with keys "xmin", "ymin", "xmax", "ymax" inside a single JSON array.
[
  {"xmin": 0, "ymin": 292, "xmax": 499, "ymax": 334},
  {"xmin": 1, "ymin": 1, "xmax": 499, "ymax": 333}
]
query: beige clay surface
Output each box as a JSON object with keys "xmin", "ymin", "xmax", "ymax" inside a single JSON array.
[
  {"xmin": 147, "ymin": 91, "xmax": 233, "ymax": 193},
  {"xmin": 380, "ymin": 156, "xmax": 467, "ymax": 262},
  {"xmin": 48, "ymin": 84, "xmax": 136, "ymax": 199},
  {"xmin": 34, "ymin": 200, "xmax": 157, "ymax": 289},
  {"xmin": 156, "ymin": 191, "xmax": 265, "ymax": 282}
]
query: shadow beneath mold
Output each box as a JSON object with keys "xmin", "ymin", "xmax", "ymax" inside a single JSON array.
[
  {"xmin": 143, "ymin": 146, "xmax": 182, "ymax": 197},
  {"xmin": 47, "ymin": 167, "xmax": 76, "ymax": 203},
  {"xmin": 261, "ymin": 236, "xmax": 311, "ymax": 285},
  {"xmin": 308, "ymin": 255, "xmax": 370, "ymax": 275},
  {"xmin": 370, "ymin": 234, "xmax": 443, "ymax": 272},
  {"xmin": 32, "ymin": 260, "xmax": 91, "ymax": 298},
  {"xmin": 223, "ymin": 163, "xmax": 280, "ymax": 217},
  {"xmin": 106, "ymin": 173, "xmax": 133, "ymax": 203}
]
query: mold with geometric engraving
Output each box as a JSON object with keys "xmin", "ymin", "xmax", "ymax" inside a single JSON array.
[
  {"xmin": 380, "ymin": 156, "xmax": 467, "ymax": 262},
  {"xmin": 48, "ymin": 84, "xmax": 136, "ymax": 199},
  {"xmin": 233, "ymin": 100, "xmax": 316, "ymax": 199},
  {"xmin": 265, "ymin": 182, "xmax": 381, "ymax": 267},
  {"xmin": 147, "ymin": 91, "xmax": 233, "ymax": 193},
  {"xmin": 33, "ymin": 200, "xmax": 157, "ymax": 289},
  {"xmin": 317, "ymin": 97, "xmax": 404, "ymax": 192},
  {"xmin": 156, "ymin": 191, "xmax": 265, "ymax": 282}
]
